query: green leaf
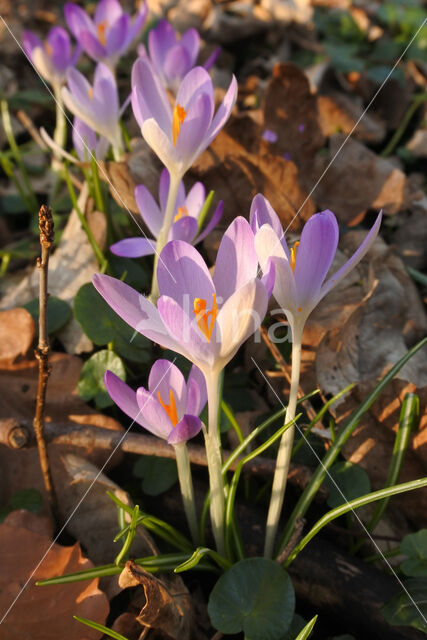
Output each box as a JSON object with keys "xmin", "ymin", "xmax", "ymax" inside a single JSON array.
[
  {"xmin": 23, "ymin": 297, "xmax": 72, "ymax": 335},
  {"xmin": 294, "ymin": 616, "xmax": 318, "ymax": 639},
  {"xmin": 0, "ymin": 194, "xmax": 28, "ymax": 215},
  {"xmin": 74, "ymin": 283, "xmax": 151, "ymax": 362},
  {"xmin": 401, "ymin": 530, "xmax": 427, "ymax": 577},
  {"xmin": 133, "ymin": 456, "xmax": 178, "ymax": 496},
  {"xmin": 77, "ymin": 349, "xmax": 125, "ymax": 408},
  {"xmin": 278, "ymin": 614, "xmax": 308, "ymax": 639},
  {"xmin": 381, "ymin": 577, "xmax": 427, "ymax": 632},
  {"xmin": 208, "ymin": 558, "xmax": 295, "ymax": 640},
  {"xmin": 325, "ymin": 461, "xmax": 371, "ymax": 508},
  {"xmin": 9, "ymin": 488, "xmax": 43, "ymax": 513},
  {"xmin": 74, "ymin": 616, "xmax": 129, "ymax": 640}
]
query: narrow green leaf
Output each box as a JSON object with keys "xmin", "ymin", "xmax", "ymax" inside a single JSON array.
[{"xmin": 74, "ymin": 616, "xmax": 129, "ymax": 640}]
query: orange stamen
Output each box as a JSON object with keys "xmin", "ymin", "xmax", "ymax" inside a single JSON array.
[
  {"xmin": 88, "ymin": 87, "xmax": 94, "ymax": 100},
  {"xmin": 174, "ymin": 206, "xmax": 189, "ymax": 223},
  {"xmin": 44, "ymin": 42, "xmax": 53, "ymax": 57},
  {"xmin": 193, "ymin": 294, "xmax": 218, "ymax": 342},
  {"xmin": 172, "ymin": 104, "xmax": 187, "ymax": 146},
  {"xmin": 157, "ymin": 388, "xmax": 178, "ymax": 426},
  {"xmin": 290, "ymin": 241, "xmax": 300, "ymax": 273},
  {"xmin": 97, "ymin": 21, "xmax": 107, "ymax": 46}
]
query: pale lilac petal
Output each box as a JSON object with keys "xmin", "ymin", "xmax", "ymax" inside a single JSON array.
[
  {"xmin": 181, "ymin": 28, "xmax": 200, "ymax": 65},
  {"xmin": 95, "ymin": 0, "xmax": 123, "ymax": 26},
  {"xmin": 319, "ymin": 211, "xmax": 382, "ymax": 304},
  {"xmin": 168, "ymin": 415, "xmax": 202, "ymax": 444},
  {"xmin": 175, "ymin": 66, "xmax": 214, "ymax": 112},
  {"xmin": 135, "ymin": 184, "xmax": 162, "ymax": 237},
  {"xmin": 261, "ymin": 258, "xmax": 275, "ymax": 298},
  {"xmin": 106, "ymin": 14, "xmax": 129, "ymax": 54},
  {"xmin": 169, "ymin": 216, "xmax": 198, "ymax": 243},
  {"xmin": 157, "ymin": 240, "xmax": 215, "ymax": 305},
  {"xmin": 194, "ymin": 201, "xmax": 223, "ymax": 243},
  {"xmin": 65, "ymin": 3, "xmax": 95, "ymax": 39},
  {"xmin": 136, "ymin": 388, "xmax": 172, "ymax": 439},
  {"xmin": 79, "ymin": 30, "xmax": 106, "ymax": 59},
  {"xmin": 184, "ymin": 182, "xmax": 205, "ymax": 217},
  {"xmin": 250, "ymin": 194, "xmax": 289, "ymax": 258},
  {"xmin": 92, "ymin": 273, "xmax": 178, "ymax": 350},
  {"xmin": 140, "ymin": 118, "xmax": 180, "ymax": 175},
  {"xmin": 216, "ymin": 279, "xmax": 268, "ymax": 365},
  {"xmin": 131, "ymin": 57, "xmax": 171, "ymax": 133},
  {"xmin": 47, "ymin": 27, "xmax": 72, "ymax": 71},
  {"xmin": 126, "ymin": 5, "xmax": 147, "ymax": 45},
  {"xmin": 294, "ymin": 210, "xmax": 339, "ymax": 310},
  {"xmin": 176, "ymin": 93, "xmax": 213, "ymax": 163},
  {"xmin": 148, "ymin": 20, "xmax": 176, "ymax": 70},
  {"xmin": 205, "ymin": 75, "xmax": 237, "ymax": 147},
  {"xmin": 213, "ymin": 217, "xmax": 257, "ymax": 302},
  {"xmin": 22, "ymin": 30, "xmax": 42, "ymax": 59},
  {"xmin": 158, "ymin": 168, "xmax": 170, "ymax": 212},
  {"xmin": 186, "ymin": 365, "xmax": 207, "ymax": 415},
  {"xmin": 157, "ymin": 295, "xmax": 216, "ymax": 367},
  {"xmin": 110, "ymin": 237, "xmax": 156, "ymax": 257},
  {"xmin": 72, "ymin": 117, "xmax": 97, "ymax": 160},
  {"xmin": 148, "ymin": 359, "xmax": 187, "ymax": 420},
  {"xmin": 104, "ymin": 370, "xmax": 146, "ymax": 427},
  {"xmin": 203, "ymin": 46, "xmax": 221, "ymax": 71},
  {"xmin": 163, "ymin": 45, "xmax": 192, "ymax": 85},
  {"xmin": 66, "ymin": 67, "xmax": 92, "ymax": 109},
  {"xmin": 94, "ymin": 64, "xmax": 119, "ymax": 121}
]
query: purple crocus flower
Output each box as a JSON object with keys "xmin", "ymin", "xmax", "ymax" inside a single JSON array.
[
  {"xmin": 251, "ymin": 194, "xmax": 382, "ymax": 334},
  {"xmin": 72, "ymin": 117, "xmax": 109, "ymax": 161},
  {"xmin": 105, "ymin": 360, "xmax": 206, "ymax": 444},
  {"xmin": 93, "ymin": 217, "xmax": 272, "ymax": 378},
  {"xmin": 137, "ymin": 19, "xmax": 219, "ymax": 93},
  {"xmin": 110, "ymin": 168, "xmax": 223, "ymax": 258},
  {"xmin": 22, "ymin": 26, "xmax": 80, "ymax": 87},
  {"xmin": 62, "ymin": 63, "xmax": 123, "ymax": 156},
  {"xmin": 65, "ymin": 0, "xmax": 147, "ymax": 68},
  {"xmin": 131, "ymin": 57, "xmax": 237, "ymax": 179}
]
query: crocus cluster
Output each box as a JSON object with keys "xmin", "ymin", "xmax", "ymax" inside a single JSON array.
[{"xmin": 22, "ymin": 26, "xmax": 80, "ymax": 89}]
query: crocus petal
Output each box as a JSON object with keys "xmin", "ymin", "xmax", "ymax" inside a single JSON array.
[
  {"xmin": 318, "ymin": 211, "xmax": 382, "ymax": 304},
  {"xmin": 106, "ymin": 14, "xmax": 129, "ymax": 54},
  {"xmin": 205, "ymin": 75, "xmax": 237, "ymax": 147},
  {"xmin": 250, "ymin": 194, "xmax": 289, "ymax": 258},
  {"xmin": 175, "ymin": 67, "xmax": 214, "ymax": 112},
  {"xmin": 110, "ymin": 237, "xmax": 156, "ymax": 257},
  {"xmin": 181, "ymin": 28, "xmax": 200, "ymax": 65},
  {"xmin": 203, "ymin": 46, "xmax": 221, "ymax": 71},
  {"xmin": 294, "ymin": 210, "xmax": 339, "ymax": 310},
  {"xmin": 140, "ymin": 118, "xmax": 180, "ymax": 176},
  {"xmin": 135, "ymin": 184, "xmax": 163, "ymax": 237},
  {"xmin": 95, "ymin": 0, "xmax": 123, "ymax": 26},
  {"xmin": 79, "ymin": 30, "xmax": 106, "ymax": 59},
  {"xmin": 126, "ymin": 4, "xmax": 147, "ymax": 45},
  {"xmin": 148, "ymin": 359, "xmax": 187, "ymax": 420},
  {"xmin": 184, "ymin": 182, "xmax": 205, "ymax": 217},
  {"xmin": 176, "ymin": 92, "xmax": 213, "ymax": 165},
  {"xmin": 47, "ymin": 27, "xmax": 72, "ymax": 71},
  {"xmin": 104, "ymin": 370, "xmax": 146, "ymax": 428},
  {"xmin": 163, "ymin": 44, "xmax": 192, "ymax": 86},
  {"xmin": 168, "ymin": 415, "xmax": 202, "ymax": 444},
  {"xmin": 216, "ymin": 279, "xmax": 268, "ymax": 365},
  {"xmin": 65, "ymin": 3, "xmax": 95, "ymax": 39},
  {"xmin": 32, "ymin": 48, "xmax": 55, "ymax": 85},
  {"xmin": 158, "ymin": 168, "xmax": 171, "ymax": 212},
  {"xmin": 169, "ymin": 217, "xmax": 199, "ymax": 243},
  {"xmin": 94, "ymin": 63, "xmax": 118, "ymax": 114},
  {"xmin": 62, "ymin": 87, "xmax": 96, "ymax": 133},
  {"xmin": 66, "ymin": 67, "xmax": 92, "ymax": 109},
  {"xmin": 261, "ymin": 258, "xmax": 276, "ymax": 299},
  {"xmin": 22, "ymin": 30, "xmax": 42, "ymax": 58},
  {"xmin": 92, "ymin": 274, "xmax": 178, "ymax": 351},
  {"xmin": 157, "ymin": 240, "xmax": 215, "ymax": 306},
  {"xmin": 131, "ymin": 57, "xmax": 172, "ymax": 133},
  {"xmin": 194, "ymin": 201, "xmax": 223, "ymax": 243},
  {"xmin": 186, "ymin": 365, "xmax": 207, "ymax": 415},
  {"xmin": 72, "ymin": 117, "xmax": 97, "ymax": 160},
  {"xmin": 136, "ymin": 388, "xmax": 173, "ymax": 439},
  {"xmin": 213, "ymin": 217, "xmax": 257, "ymax": 302},
  {"xmin": 148, "ymin": 20, "xmax": 176, "ymax": 70}
]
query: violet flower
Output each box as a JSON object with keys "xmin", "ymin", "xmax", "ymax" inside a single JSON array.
[
  {"xmin": 110, "ymin": 168, "xmax": 223, "ymax": 258},
  {"xmin": 138, "ymin": 19, "xmax": 219, "ymax": 93},
  {"xmin": 131, "ymin": 57, "xmax": 237, "ymax": 180},
  {"xmin": 105, "ymin": 359, "xmax": 205, "ymax": 542},
  {"xmin": 72, "ymin": 117, "xmax": 109, "ymax": 161},
  {"xmin": 65, "ymin": 0, "xmax": 147, "ymax": 69},
  {"xmin": 93, "ymin": 217, "xmax": 272, "ymax": 553},
  {"xmin": 22, "ymin": 26, "xmax": 80, "ymax": 88},
  {"xmin": 62, "ymin": 63, "xmax": 124, "ymax": 158}
]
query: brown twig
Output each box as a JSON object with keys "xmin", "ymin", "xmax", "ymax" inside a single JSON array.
[
  {"xmin": 33, "ymin": 205, "xmax": 58, "ymax": 520},
  {"xmin": 276, "ymin": 516, "xmax": 306, "ymax": 565}
]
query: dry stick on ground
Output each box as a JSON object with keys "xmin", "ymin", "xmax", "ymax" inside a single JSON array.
[{"xmin": 33, "ymin": 204, "xmax": 58, "ymax": 520}]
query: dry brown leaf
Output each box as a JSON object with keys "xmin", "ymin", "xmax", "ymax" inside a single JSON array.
[
  {"xmin": 119, "ymin": 560, "xmax": 193, "ymax": 640},
  {"xmin": 0, "ymin": 511, "xmax": 109, "ymax": 640},
  {"xmin": 0, "ymin": 308, "xmax": 35, "ymax": 368},
  {"xmin": 317, "ymin": 93, "xmax": 386, "ymax": 144},
  {"xmin": 392, "ymin": 195, "xmax": 427, "ymax": 271}
]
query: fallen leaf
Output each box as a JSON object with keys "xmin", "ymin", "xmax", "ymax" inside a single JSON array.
[
  {"xmin": 317, "ymin": 92, "xmax": 386, "ymax": 144},
  {"xmin": 0, "ymin": 511, "xmax": 109, "ymax": 640},
  {"xmin": 392, "ymin": 195, "xmax": 427, "ymax": 271},
  {"xmin": 0, "ymin": 308, "xmax": 35, "ymax": 368}
]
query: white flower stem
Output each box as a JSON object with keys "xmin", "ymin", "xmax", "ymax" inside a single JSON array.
[
  {"xmin": 53, "ymin": 83, "xmax": 67, "ymax": 158},
  {"xmin": 174, "ymin": 442, "xmax": 199, "ymax": 545},
  {"xmin": 149, "ymin": 172, "xmax": 181, "ymax": 303},
  {"xmin": 204, "ymin": 370, "xmax": 226, "ymax": 555},
  {"xmin": 264, "ymin": 323, "xmax": 303, "ymax": 558}
]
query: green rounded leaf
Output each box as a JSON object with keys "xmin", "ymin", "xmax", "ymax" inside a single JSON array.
[
  {"xmin": 77, "ymin": 349, "xmax": 125, "ymax": 409},
  {"xmin": 401, "ymin": 530, "xmax": 427, "ymax": 577},
  {"xmin": 381, "ymin": 577, "xmax": 427, "ymax": 633},
  {"xmin": 208, "ymin": 557, "xmax": 295, "ymax": 640},
  {"xmin": 133, "ymin": 456, "xmax": 178, "ymax": 496},
  {"xmin": 23, "ymin": 296, "xmax": 72, "ymax": 334},
  {"xmin": 325, "ymin": 461, "xmax": 371, "ymax": 509}
]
